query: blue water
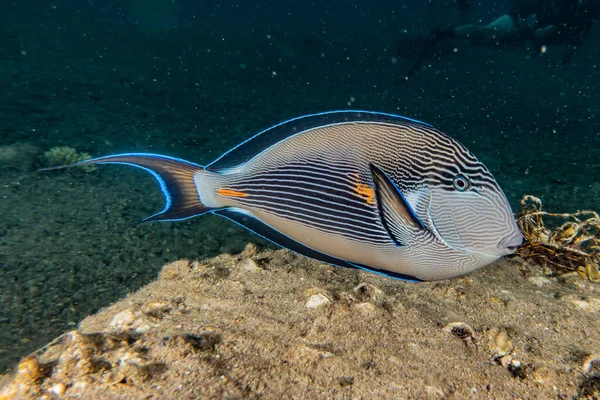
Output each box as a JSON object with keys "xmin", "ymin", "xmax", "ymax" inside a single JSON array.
[{"xmin": 0, "ymin": 0, "xmax": 598, "ymax": 370}]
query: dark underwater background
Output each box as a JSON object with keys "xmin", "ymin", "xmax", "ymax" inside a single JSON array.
[{"xmin": 0, "ymin": 0, "xmax": 598, "ymax": 371}]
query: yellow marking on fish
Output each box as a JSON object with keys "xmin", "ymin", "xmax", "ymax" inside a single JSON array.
[
  {"xmin": 217, "ymin": 188, "xmax": 249, "ymax": 198},
  {"xmin": 353, "ymin": 174, "xmax": 375, "ymax": 205}
]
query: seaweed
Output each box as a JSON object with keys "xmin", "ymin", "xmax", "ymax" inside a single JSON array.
[{"xmin": 515, "ymin": 195, "xmax": 600, "ymax": 281}]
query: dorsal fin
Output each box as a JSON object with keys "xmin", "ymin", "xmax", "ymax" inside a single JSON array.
[{"xmin": 206, "ymin": 110, "xmax": 431, "ymax": 172}]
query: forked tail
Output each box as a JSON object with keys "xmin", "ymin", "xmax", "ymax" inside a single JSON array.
[{"xmin": 41, "ymin": 153, "xmax": 211, "ymax": 223}]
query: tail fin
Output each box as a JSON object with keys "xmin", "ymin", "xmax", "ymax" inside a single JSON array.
[{"xmin": 43, "ymin": 153, "xmax": 210, "ymax": 223}]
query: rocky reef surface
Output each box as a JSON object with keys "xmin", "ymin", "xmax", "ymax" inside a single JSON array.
[{"xmin": 1, "ymin": 245, "xmax": 599, "ymax": 399}]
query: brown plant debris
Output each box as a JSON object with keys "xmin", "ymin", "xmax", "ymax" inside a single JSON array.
[{"xmin": 516, "ymin": 195, "xmax": 600, "ymax": 281}]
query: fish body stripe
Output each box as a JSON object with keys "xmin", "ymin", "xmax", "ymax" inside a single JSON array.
[
  {"xmin": 223, "ymin": 163, "xmax": 391, "ymax": 244},
  {"xmin": 241, "ymin": 198, "xmax": 391, "ymax": 244}
]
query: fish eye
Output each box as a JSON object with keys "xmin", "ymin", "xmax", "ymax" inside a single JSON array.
[{"xmin": 452, "ymin": 174, "xmax": 471, "ymax": 192}]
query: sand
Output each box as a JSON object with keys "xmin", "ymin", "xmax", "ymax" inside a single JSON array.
[
  {"xmin": 1, "ymin": 244, "xmax": 599, "ymax": 399},
  {"xmin": 0, "ymin": 4, "xmax": 599, "ymax": 397}
]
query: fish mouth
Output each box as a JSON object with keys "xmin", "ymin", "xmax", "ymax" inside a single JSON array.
[{"xmin": 497, "ymin": 230, "xmax": 523, "ymax": 254}]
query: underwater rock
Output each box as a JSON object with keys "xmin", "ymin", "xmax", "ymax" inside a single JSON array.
[
  {"xmin": 582, "ymin": 353, "xmax": 600, "ymax": 377},
  {"xmin": 487, "ymin": 328, "xmax": 514, "ymax": 357},
  {"xmin": 443, "ymin": 322, "xmax": 477, "ymax": 346},
  {"xmin": 1, "ymin": 251, "xmax": 600, "ymax": 398},
  {"xmin": 305, "ymin": 293, "xmax": 332, "ymax": 309},
  {"xmin": 352, "ymin": 282, "xmax": 384, "ymax": 302},
  {"xmin": 563, "ymin": 295, "xmax": 600, "ymax": 312},
  {"xmin": 237, "ymin": 258, "xmax": 260, "ymax": 273},
  {"xmin": 109, "ymin": 310, "xmax": 149, "ymax": 334},
  {"xmin": 0, "ymin": 330, "xmax": 157, "ymax": 399},
  {"xmin": 527, "ymin": 276, "xmax": 553, "ymax": 286}
]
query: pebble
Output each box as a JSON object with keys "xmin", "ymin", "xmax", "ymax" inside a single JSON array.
[
  {"xmin": 50, "ymin": 383, "xmax": 67, "ymax": 396},
  {"xmin": 237, "ymin": 258, "xmax": 260, "ymax": 273},
  {"xmin": 306, "ymin": 293, "xmax": 332, "ymax": 309},
  {"xmin": 582, "ymin": 353, "xmax": 600, "ymax": 376},
  {"xmin": 110, "ymin": 310, "xmax": 134, "ymax": 330},
  {"xmin": 527, "ymin": 276, "xmax": 552, "ymax": 287},
  {"xmin": 499, "ymin": 354, "xmax": 521, "ymax": 370},
  {"xmin": 352, "ymin": 283, "xmax": 384, "ymax": 301},
  {"xmin": 563, "ymin": 295, "xmax": 600, "ymax": 312},
  {"xmin": 109, "ymin": 309, "xmax": 149, "ymax": 334},
  {"xmin": 487, "ymin": 328, "xmax": 513, "ymax": 356},
  {"xmin": 443, "ymin": 322, "xmax": 476, "ymax": 345}
]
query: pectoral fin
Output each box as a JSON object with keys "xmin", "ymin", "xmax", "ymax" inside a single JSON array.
[{"xmin": 370, "ymin": 163, "xmax": 427, "ymax": 246}]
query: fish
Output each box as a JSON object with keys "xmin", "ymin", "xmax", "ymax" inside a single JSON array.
[{"xmin": 47, "ymin": 110, "xmax": 523, "ymax": 281}]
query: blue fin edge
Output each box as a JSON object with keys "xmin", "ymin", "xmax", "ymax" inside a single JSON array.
[
  {"xmin": 206, "ymin": 110, "xmax": 433, "ymax": 171},
  {"xmin": 77, "ymin": 153, "xmax": 207, "ymax": 223}
]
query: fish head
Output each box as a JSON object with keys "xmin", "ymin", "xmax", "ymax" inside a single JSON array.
[{"xmin": 421, "ymin": 153, "xmax": 522, "ymax": 266}]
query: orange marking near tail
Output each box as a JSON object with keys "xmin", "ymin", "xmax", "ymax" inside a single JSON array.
[
  {"xmin": 217, "ymin": 188, "xmax": 249, "ymax": 198},
  {"xmin": 353, "ymin": 174, "xmax": 375, "ymax": 205}
]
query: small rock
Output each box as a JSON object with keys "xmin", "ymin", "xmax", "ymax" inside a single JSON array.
[
  {"xmin": 109, "ymin": 310, "xmax": 149, "ymax": 334},
  {"xmin": 238, "ymin": 258, "xmax": 260, "ymax": 273},
  {"xmin": 338, "ymin": 376, "xmax": 355, "ymax": 387},
  {"xmin": 527, "ymin": 276, "xmax": 552, "ymax": 287},
  {"xmin": 306, "ymin": 294, "xmax": 332, "ymax": 309},
  {"xmin": 110, "ymin": 310, "xmax": 134, "ymax": 330},
  {"xmin": 443, "ymin": 322, "xmax": 476, "ymax": 346},
  {"xmin": 499, "ymin": 355, "xmax": 513, "ymax": 369},
  {"xmin": 353, "ymin": 283, "xmax": 384, "ymax": 302},
  {"xmin": 564, "ymin": 295, "xmax": 600, "ymax": 312},
  {"xmin": 487, "ymin": 328, "xmax": 513, "ymax": 356},
  {"xmin": 582, "ymin": 353, "xmax": 600, "ymax": 376},
  {"xmin": 50, "ymin": 382, "xmax": 67, "ymax": 396},
  {"xmin": 499, "ymin": 355, "xmax": 523, "ymax": 376}
]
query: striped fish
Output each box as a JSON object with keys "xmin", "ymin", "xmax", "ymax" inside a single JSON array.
[{"xmin": 51, "ymin": 111, "xmax": 522, "ymax": 281}]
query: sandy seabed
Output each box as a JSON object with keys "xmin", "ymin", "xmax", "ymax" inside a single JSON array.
[{"xmin": 1, "ymin": 244, "xmax": 599, "ymax": 399}]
